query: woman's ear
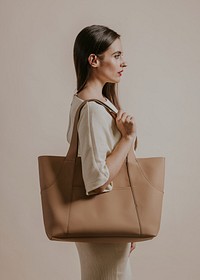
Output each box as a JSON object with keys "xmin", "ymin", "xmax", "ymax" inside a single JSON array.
[{"xmin": 88, "ymin": 54, "xmax": 99, "ymax": 68}]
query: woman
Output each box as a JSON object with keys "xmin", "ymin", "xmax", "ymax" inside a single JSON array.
[{"xmin": 67, "ymin": 25, "xmax": 137, "ymax": 280}]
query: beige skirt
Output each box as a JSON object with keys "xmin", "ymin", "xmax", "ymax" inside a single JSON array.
[{"xmin": 75, "ymin": 242, "xmax": 132, "ymax": 280}]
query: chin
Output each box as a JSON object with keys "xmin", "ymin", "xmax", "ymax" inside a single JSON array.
[
  {"xmin": 107, "ymin": 78, "xmax": 121, "ymax": 84},
  {"xmin": 113, "ymin": 78, "xmax": 121, "ymax": 83}
]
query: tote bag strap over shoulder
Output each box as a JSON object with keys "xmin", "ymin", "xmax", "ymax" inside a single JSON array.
[{"xmin": 66, "ymin": 99, "xmax": 118, "ymax": 160}]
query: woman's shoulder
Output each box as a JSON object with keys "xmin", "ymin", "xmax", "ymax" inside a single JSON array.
[{"xmin": 73, "ymin": 93, "xmax": 118, "ymax": 114}]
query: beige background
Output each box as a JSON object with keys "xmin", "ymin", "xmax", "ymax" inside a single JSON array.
[{"xmin": 1, "ymin": 0, "xmax": 200, "ymax": 279}]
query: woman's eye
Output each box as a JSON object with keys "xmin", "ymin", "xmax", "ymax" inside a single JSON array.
[{"xmin": 114, "ymin": 55, "xmax": 120, "ymax": 59}]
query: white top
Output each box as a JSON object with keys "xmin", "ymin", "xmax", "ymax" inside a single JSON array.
[{"xmin": 66, "ymin": 94, "xmax": 121, "ymax": 195}]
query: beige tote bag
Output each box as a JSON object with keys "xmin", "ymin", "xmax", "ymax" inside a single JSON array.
[{"xmin": 38, "ymin": 99, "xmax": 165, "ymax": 243}]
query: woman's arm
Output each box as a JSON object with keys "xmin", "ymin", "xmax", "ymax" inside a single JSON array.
[{"xmin": 88, "ymin": 110, "xmax": 136, "ymax": 194}]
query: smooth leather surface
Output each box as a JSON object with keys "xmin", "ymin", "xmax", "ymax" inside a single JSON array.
[{"xmin": 38, "ymin": 99, "xmax": 165, "ymax": 243}]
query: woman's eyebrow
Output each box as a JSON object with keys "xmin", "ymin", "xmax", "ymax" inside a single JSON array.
[{"xmin": 112, "ymin": 51, "xmax": 123, "ymax": 55}]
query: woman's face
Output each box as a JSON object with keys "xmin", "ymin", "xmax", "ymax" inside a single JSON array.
[{"xmin": 95, "ymin": 38, "xmax": 126, "ymax": 84}]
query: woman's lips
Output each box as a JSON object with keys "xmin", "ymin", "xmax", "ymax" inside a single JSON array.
[{"xmin": 118, "ymin": 70, "xmax": 123, "ymax": 76}]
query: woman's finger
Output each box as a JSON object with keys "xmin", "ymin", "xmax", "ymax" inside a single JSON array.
[
  {"xmin": 125, "ymin": 115, "xmax": 134, "ymax": 123},
  {"xmin": 121, "ymin": 112, "xmax": 129, "ymax": 122},
  {"xmin": 116, "ymin": 110, "xmax": 125, "ymax": 121}
]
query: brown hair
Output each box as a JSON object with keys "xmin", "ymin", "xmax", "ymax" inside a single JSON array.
[{"xmin": 73, "ymin": 25, "xmax": 121, "ymax": 109}]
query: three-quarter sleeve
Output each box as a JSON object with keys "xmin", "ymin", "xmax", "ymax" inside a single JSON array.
[{"xmin": 77, "ymin": 102, "xmax": 113, "ymax": 195}]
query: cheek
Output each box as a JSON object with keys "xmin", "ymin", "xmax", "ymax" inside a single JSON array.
[{"xmin": 103, "ymin": 60, "xmax": 118, "ymax": 73}]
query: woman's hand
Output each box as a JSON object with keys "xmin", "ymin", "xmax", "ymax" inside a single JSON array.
[{"xmin": 115, "ymin": 110, "xmax": 136, "ymax": 141}]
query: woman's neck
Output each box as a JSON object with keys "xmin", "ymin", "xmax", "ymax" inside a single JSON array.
[{"xmin": 77, "ymin": 79, "xmax": 107, "ymax": 102}]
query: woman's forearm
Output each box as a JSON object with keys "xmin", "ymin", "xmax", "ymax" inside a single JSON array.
[
  {"xmin": 92, "ymin": 136, "xmax": 134, "ymax": 194},
  {"xmin": 88, "ymin": 108, "xmax": 136, "ymax": 195},
  {"xmin": 106, "ymin": 136, "xmax": 134, "ymax": 181}
]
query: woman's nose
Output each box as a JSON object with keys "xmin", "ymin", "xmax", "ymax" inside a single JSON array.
[{"xmin": 121, "ymin": 61, "xmax": 127, "ymax": 68}]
